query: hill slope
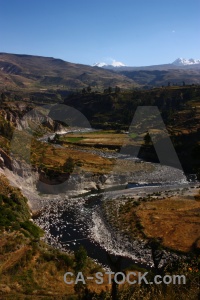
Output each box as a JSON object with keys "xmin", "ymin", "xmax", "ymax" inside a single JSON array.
[{"xmin": 0, "ymin": 53, "xmax": 136, "ymax": 91}]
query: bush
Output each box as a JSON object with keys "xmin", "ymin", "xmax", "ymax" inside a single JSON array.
[
  {"xmin": 63, "ymin": 156, "xmax": 75, "ymax": 173},
  {"xmin": 20, "ymin": 220, "xmax": 43, "ymax": 238},
  {"xmin": 74, "ymin": 246, "xmax": 87, "ymax": 272}
]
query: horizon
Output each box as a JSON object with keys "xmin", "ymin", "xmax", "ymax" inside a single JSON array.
[{"xmin": 0, "ymin": 0, "xmax": 200, "ymax": 66}]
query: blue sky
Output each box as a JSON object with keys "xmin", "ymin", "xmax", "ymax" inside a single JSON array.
[{"xmin": 0, "ymin": 0, "xmax": 199, "ymax": 66}]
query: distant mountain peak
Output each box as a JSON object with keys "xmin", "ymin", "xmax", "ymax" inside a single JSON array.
[
  {"xmin": 93, "ymin": 62, "xmax": 107, "ymax": 67},
  {"xmin": 93, "ymin": 60, "xmax": 126, "ymax": 68},
  {"xmin": 172, "ymin": 58, "xmax": 200, "ymax": 66}
]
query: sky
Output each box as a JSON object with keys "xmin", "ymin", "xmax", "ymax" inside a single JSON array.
[{"xmin": 0, "ymin": 0, "xmax": 200, "ymax": 66}]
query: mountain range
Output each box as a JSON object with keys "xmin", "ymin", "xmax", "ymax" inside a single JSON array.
[
  {"xmin": 172, "ymin": 58, "xmax": 200, "ymax": 66},
  {"xmin": 93, "ymin": 60, "xmax": 126, "ymax": 67},
  {"xmin": 0, "ymin": 53, "xmax": 135, "ymax": 91},
  {"xmin": 93, "ymin": 58, "xmax": 200, "ymax": 69},
  {"xmin": 0, "ymin": 53, "xmax": 200, "ymax": 92},
  {"xmin": 92, "ymin": 58, "xmax": 200, "ymax": 87}
]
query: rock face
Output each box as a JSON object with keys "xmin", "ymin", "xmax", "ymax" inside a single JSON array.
[
  {"xmin": 0, "ymin": 154, "xmax": 4, "ymax": 168},
  {"xmin": 8, "ymin": 162, "xmax": 121, "ymax": 195},
  {"xmin": 1, "ymin": 102, "xmax": 64, "ymax": 131},
  {"xmin": 9, "ymin": 157, "xmax": 186, "ymax": 196},
  {"xmin": 0, "ymin": 149, "xmax": 12, "ymax": 170}
]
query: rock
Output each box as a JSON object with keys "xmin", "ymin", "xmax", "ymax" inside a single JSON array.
[
  {"xmin": 96, "ymin": 183, "xmax": 103, "ymax": 190},
  {"xmin": 99, "ymin": 174, "xmax": 108, "ymax": 184},
  {"xmin": 0, "ymin": 155, "xmax": 4, "ymax": 168},
  {"xmin": 104, "ymin": 178, "xmax": 113, "ymax": 185},
  {"xmin": 0, "ymin": 148, "xmax": 12, "ymax": 169},
  {"xmin": 84, "ymin": 182, "xmax": 98, "ymax": 191}
]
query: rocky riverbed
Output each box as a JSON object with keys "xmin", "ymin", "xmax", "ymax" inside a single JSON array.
[
  {"xmin": 31, "ymin": 188, "xmax": 188, "ymax": 269},
  {"xmin": 2, "ymin": 160, "xmax": 194, "ymax": 269}
]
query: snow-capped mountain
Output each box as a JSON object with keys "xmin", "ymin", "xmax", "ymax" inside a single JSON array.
[
  {"xmin": 93, "ymin": 60, "xmax": 126, "ymax": 68},
  {"xmin": 93, "ymin": 62, "xmax": 108, "ymax": 67},
  {"xmin": 172, "ymin": 58, "xmax": 200, "ymax": 66},
  {"xmin": 92, "ymin": 57, "xmax": 200, "ymax": 70}
]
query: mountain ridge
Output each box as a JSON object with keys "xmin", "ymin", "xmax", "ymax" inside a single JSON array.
[
  {"xmin": 0, "ymin": 52, "xmax": 200, "ymax": 92},
  {"xmin": 0, "ymin": 52, "xmax": 136, "ymax": 91}
]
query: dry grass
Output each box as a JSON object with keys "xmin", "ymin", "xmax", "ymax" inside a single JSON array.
[
  {"xmin": 137, "ymin": 197, "xmax": 200, "ymax": 252},
  {"xmin": 0, "ymin": 232, "xmax": 111, "ymax": 298},
  {"xmin": 105, "ymin": 189, "xmax": 200, "ymax": 253},
  {"xmin": 35, "ymin": 144, "xmax": 114, "ymax": 173},
  {"xmin": 29, "ymin": 133, "xmax": 152, "ymax": 174},
  {"xmin": 61, "ymin": 132, "xmax": 128, "ymax": 146}
]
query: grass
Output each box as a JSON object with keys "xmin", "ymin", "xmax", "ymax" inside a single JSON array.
[
  {"xmin": 87, "ymin": 130, "xmax": 117, "ymax": 134},
  {"xmin": 129, "ymin": 132, "xmax": 138, "ymax": 139},
  {"xmin": 58, "ymin": 131, "xmax": 142, "ymax": 152},
  {"xmin": 66, "ymin": 137, "xmax": 84, "ymax": 143},
  {"xmin": 0, "ymin": 175, "xmax": 43, "ymax": 237},
  {"xmin": 103, "ymin": 189, "xmax": 200, "ymax": 253},
  {"xmin": 0, "ymin": 175, "xmax": 112, "ymax": 298},
  {"xmin": 137, "ymin": 196, "xmax": 200, "ymax": 252}
]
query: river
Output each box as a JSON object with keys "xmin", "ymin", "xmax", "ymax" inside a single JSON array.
[{"xmin": 29, "ymin": 128, "xmax": 197, "ymax": 269}]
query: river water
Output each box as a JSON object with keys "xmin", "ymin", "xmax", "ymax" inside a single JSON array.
[
  {"xmin": 35, "ymin": 191, "xmax": 153, "ymax": 270},
  {"xmin": 34, "ymin": 180, "xmax": 194, "ymax": 270}
]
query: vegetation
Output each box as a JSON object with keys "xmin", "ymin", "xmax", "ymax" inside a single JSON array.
[
  {"xmin": 0, "ymin": 114, "xmax": 14, "ymax": 140},
  {"xmin": 0, "ymin": 53, "xmax": 135, "ymax": 92},
  {"xmin": 103, "ymin": 192, "xmax": 200, "ymax": 253},
  {"xmin": 0, "ymin": 82, "xmax": 200, "ymax": 298},
  {"xmin": 0, "ymin": 176, "xmax": 38, "ymax": 234},
  {"xmin": 64, "ymin": 86, "xmax": 200, "ymax": 174},
  {"xmin": 63, "ymin": 156, "xmax": 75, "ymax": 173},
  {"xmin": 0, "ymin": 175, "xmax": 111, "ymax": 298},
  {"xmin": 64, "ymin": 85, "xmax": 200, "ymax": 128}
]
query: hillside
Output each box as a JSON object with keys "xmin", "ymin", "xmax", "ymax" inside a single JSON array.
[
  {"xmin": 1, "ymin": 53, "xmax": 200, "ymax": 95},
  {"xmin": 0, "ymin": 175, "xmax": 111, "ymax": 299},
  {"xmin": 64, "ymin": 86, "xmax": 200, "ymax": 174},
  {"xmin": 0, "ymin": 53, "xmax": 136, "ymax": 91},
  {"xmin": 118, "ymin": 68, "xmax": 200, "ymax": 87},
  {"xmin": 0, "ymin": 87, "xmax": 200, "ymax": 299},
  {"xmin": 98, "ymin": 60, "xmax": 200, "ymax": 87}
]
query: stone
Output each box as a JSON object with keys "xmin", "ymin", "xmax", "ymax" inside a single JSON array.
[{"xmin": 84, "ymin": 182, "xmax": 98, "ymax": 191}]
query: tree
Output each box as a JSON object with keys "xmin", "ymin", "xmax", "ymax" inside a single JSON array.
[
  {"xmin": 108, "ymin": 86, "xmax": 113, "ymax": 93},
  {"xmin": 74, "ymin": 246, "xmax": 88, "ymax": 299},
  {"xmin": 53, "ymin": 133, "xmax": 59, "ymax": 143},
  {"xmin": 87, "ymin": 85, "xmax": 91, "ymax": 93},
  {"xmin": 115, "ymin": 86, "xmax": 121, "ymax": 93},
  {"xmin": 74, "ymin": 245, "xmax": 87, "ymax": 273},
  {"xmin": 144, "ymin": 132, "xmax": 151, "ymax": 146},
  {"xmin": 82, "ymin": 88, "xmax": 86, "ymax": 94},
  {"xmin": 1, "ymin": 92, "xmax": 6, "ymax": 103},
  {"xmin": 148, "ymin": 238, "xmax": 163, "ymax": 272},
  {"xmin": 63, "ymin": 156, "xmax": 74, "ymax": 173}
]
